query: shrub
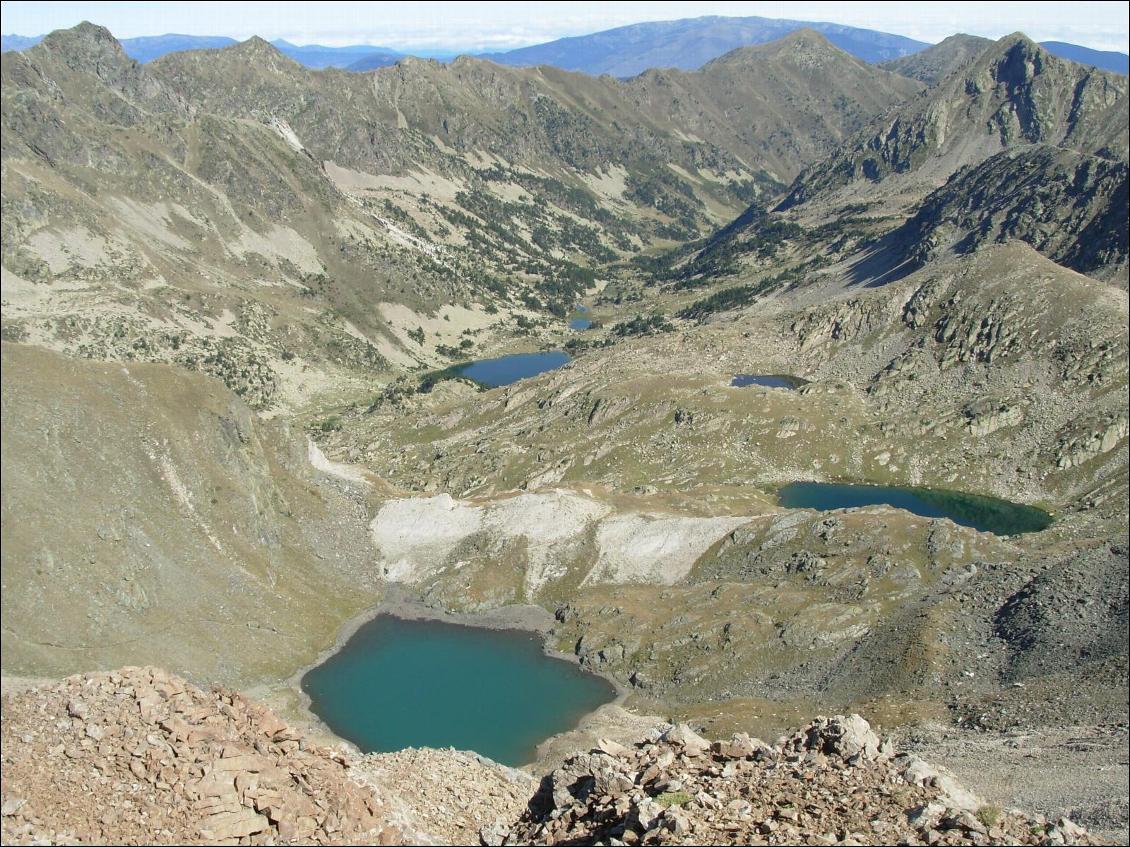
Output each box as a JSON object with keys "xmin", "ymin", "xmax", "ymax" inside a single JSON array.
[{"xmin": 655, "ymin": 791, "xmax": 692, "ymax": 808}]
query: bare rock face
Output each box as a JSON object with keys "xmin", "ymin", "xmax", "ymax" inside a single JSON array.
[{"xmin": 0, "ymin": 668, "xmax": 403, "ymax": 845}]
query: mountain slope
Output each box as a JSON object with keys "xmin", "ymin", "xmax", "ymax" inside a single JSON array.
[
  {"xmin": 778, "ymin": 34, "xmax": 1129, "ymax": 210},
  {"xmin": 880, "ymin": 33, "xmax": 993, "ymax": 84},
  {"xmin": 617, "ymin": 30, "xmax": 923, "ymax": 184},
  {"xmin": 0, "ymin": 343, "xmax": 381, "ymax": 685},
  {"xmin": 891, "ymin": 145, "xmax": 1128, "ymax": 280},
  {"xmin": 482, "ymin": 14, "xmax": 928, "ymax": 75}
]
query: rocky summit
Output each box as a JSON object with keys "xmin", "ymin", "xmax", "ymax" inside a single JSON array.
[{"xmin": 1, "ymin": 9, "xmax": 1127, "ymax": 847}]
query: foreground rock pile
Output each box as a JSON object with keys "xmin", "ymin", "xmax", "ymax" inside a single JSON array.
[
  {"xmin": 503, "ymin": 715, "xmax": 1099, "ymax": 846},
  {"xmin": 351, "ymin": 747, "xmax": 534, "ymax": 845},
  {"xmin": 1, "ymin": 670, "xmax": 1103, "ymax": 846},
  {"xmin": 0, "ymin": 668, "xmax": 402, "ymax": 845}
]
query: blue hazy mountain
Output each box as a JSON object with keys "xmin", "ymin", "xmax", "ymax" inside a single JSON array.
[
  {"xmin": 1, "ymin": 34, "xmax": 43, "ymax": 51},
  {"xmin": 121, "ymin": 34, "xmax": 237, "ymax": 62},
  {"xmin": 5, "ymin": 17, "xmax": 1127, "ymax": 77},
  {"xmin": 270, "ymin": 39, "xmax": 402, "ymax": 69},
  {"xmin": 479, "ymin": 15, "xmax": 930, "ymax": 74},
  {"xmin": 1040, "ymin": 41, "xmax": 1129, "ymax": 75},
  {"xmin": 1, "ymin": 32, "xmax": 399, "ymax": 68}
]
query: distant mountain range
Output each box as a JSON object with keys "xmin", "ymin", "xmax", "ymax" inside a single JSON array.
[
  {"xmin": 271, "ymin": 39, "xmax": 402, "ymax": 69},
  {"xmin": 478, "ymin": 15, "xmax": 929, "ymax": 73},
  {"xmin": 3, "ymin": 15, "xmax": 1128, "ymax": 76},
  {"xmin": 1038, "ymin": 41, "xmax": 1129, "ymax": 75},
  {"xmin": 0, "ymin": 32, "xmax": 404, "ymax": 68}
]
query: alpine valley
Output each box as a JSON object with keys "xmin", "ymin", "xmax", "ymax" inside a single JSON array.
[{"xmin": 1, "ymin": 16, "xmax": 1127, "ymax": 846}]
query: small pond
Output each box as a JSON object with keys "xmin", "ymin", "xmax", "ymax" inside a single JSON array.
[
  {"xmin": 568, "ymin": 305, "xmax": 592, "ymax": 331},
  {"xmin": 455, "ymin": 351, "xmax": 570, "ymax": 387},
  {"xmin": 777, "ymin": 482, "xmax": 1053, "ymax": 535},
  {"xmin": 731, "ymin": 374, "xmax": 807, "ymax": 389},
  {"xmin": 302, "ymin": 616, "xmax": 615, "ymax": 766}
]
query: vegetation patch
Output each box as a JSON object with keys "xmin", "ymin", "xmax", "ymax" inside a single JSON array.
[
  {"xmin": 611, "ymin": 313, "xmax": 675, "ymax": 337},
  {"xmin": 655, "ymin": 791, "xmax": 693, "ymax": 808}
]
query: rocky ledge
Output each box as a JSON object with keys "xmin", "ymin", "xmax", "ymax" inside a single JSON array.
[{"xmin": 0, "ymin": 669, "xmax": 1102, "ymax": 846}]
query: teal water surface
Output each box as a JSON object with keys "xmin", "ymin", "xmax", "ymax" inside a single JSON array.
[
  {"xmin": 302, "ymin": 615, "xmax": 615, "ymax": 766},
  {"xmin": 777, "ymin": 482, "xmax": 1053, "ymax": 535},
  {"xmin": 455, "ymin": 351, "xmax": 570, "ymax": 387},
  {"xmin": 731, "ymin": 374, "xmax": 807, "ymax": 389}
]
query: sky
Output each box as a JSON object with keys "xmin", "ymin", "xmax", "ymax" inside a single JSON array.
[{"xmin": 2, "ymin": 1, "xmax": 1128, "ymax": 54}]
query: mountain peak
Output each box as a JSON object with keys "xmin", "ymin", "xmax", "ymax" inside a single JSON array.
[
  {"xmin": 977, "ymin": 32, "xmax": 1064, "ymax": 87},
  {"xmin": 236, "ymin": 35, "xmax": 279, "ymax": 54},
  {"xmin": 35, "ymin": 21, "xmax": 127, "ymax": 62},
  {"xmin": 218, "ymin": 35, "xmax": 299, "ymax": 67},
  {"xmin": 780, "ymin": 27, "xmax": 835, "ymax": 47},
  {"xmin": 709, "ymin": 27, "xmax": 853, "ymax": 70},
  {"xmin": 996, "ymin": 31, "xmax": 1041, "ymax": 49}
]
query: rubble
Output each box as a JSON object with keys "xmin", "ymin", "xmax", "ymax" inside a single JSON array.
[
  {"xmin": 0, "ymin": 668, "xmax": 403, "ymax": 845},
  {"xmin": 503, "ymin": 715, "xmax": 1102, "ymax": 846},
  {"xmin": 0, "ymin": 671, "xmax": 1106, "ymax": 847}
]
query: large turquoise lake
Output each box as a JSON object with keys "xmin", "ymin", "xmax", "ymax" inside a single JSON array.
[
  {"xmin": 777, "ymin": 482, "xmax": 1053, "ymax": 535},
  {"xmin": 301, "ymin": 615, "xmax": 615, "ymax": 766}
]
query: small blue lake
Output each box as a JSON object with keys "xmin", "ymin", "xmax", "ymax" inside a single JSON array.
[
  {"xmin": 732, "ymin": 374, "xmax": 807, "ymax": 389},
  {"xmin": 568, "ymin": 305, "xmax": 592, "ymax": 331},
  {"xmin": 777, "ymin": 482, "xmax": 1053, "ymax": 535},
  {"xmin": 302, "ymin": 616, "xmax": 615, "ymax": 766},
  {"xmin": 456, "ymin": 351, "xmax": 570, "ymax": 387}
]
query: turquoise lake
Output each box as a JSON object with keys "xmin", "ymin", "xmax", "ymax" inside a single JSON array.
[
  {"xmin": 301, "ymin": 615, "xmax": 615, "ymax": 766},
  {"xmin": 777, "ymin": 482, "xmax": 1053, "ymax": 535},
  {"xmin": 455, "ymin": 351, "xmax": 570, "ymax": 387},
  {"xmin": 731, "ymin": 374, "xmax": 807, "ymax": 389}
]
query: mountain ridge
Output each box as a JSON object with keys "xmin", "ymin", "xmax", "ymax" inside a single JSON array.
[
  {"xmin": 777, "ymin": 33, "xmax": 1129, "ymax": 210},
  {"xmin": 5, "ymin": 16, "xmax": 1127, "ymax": 77}
]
